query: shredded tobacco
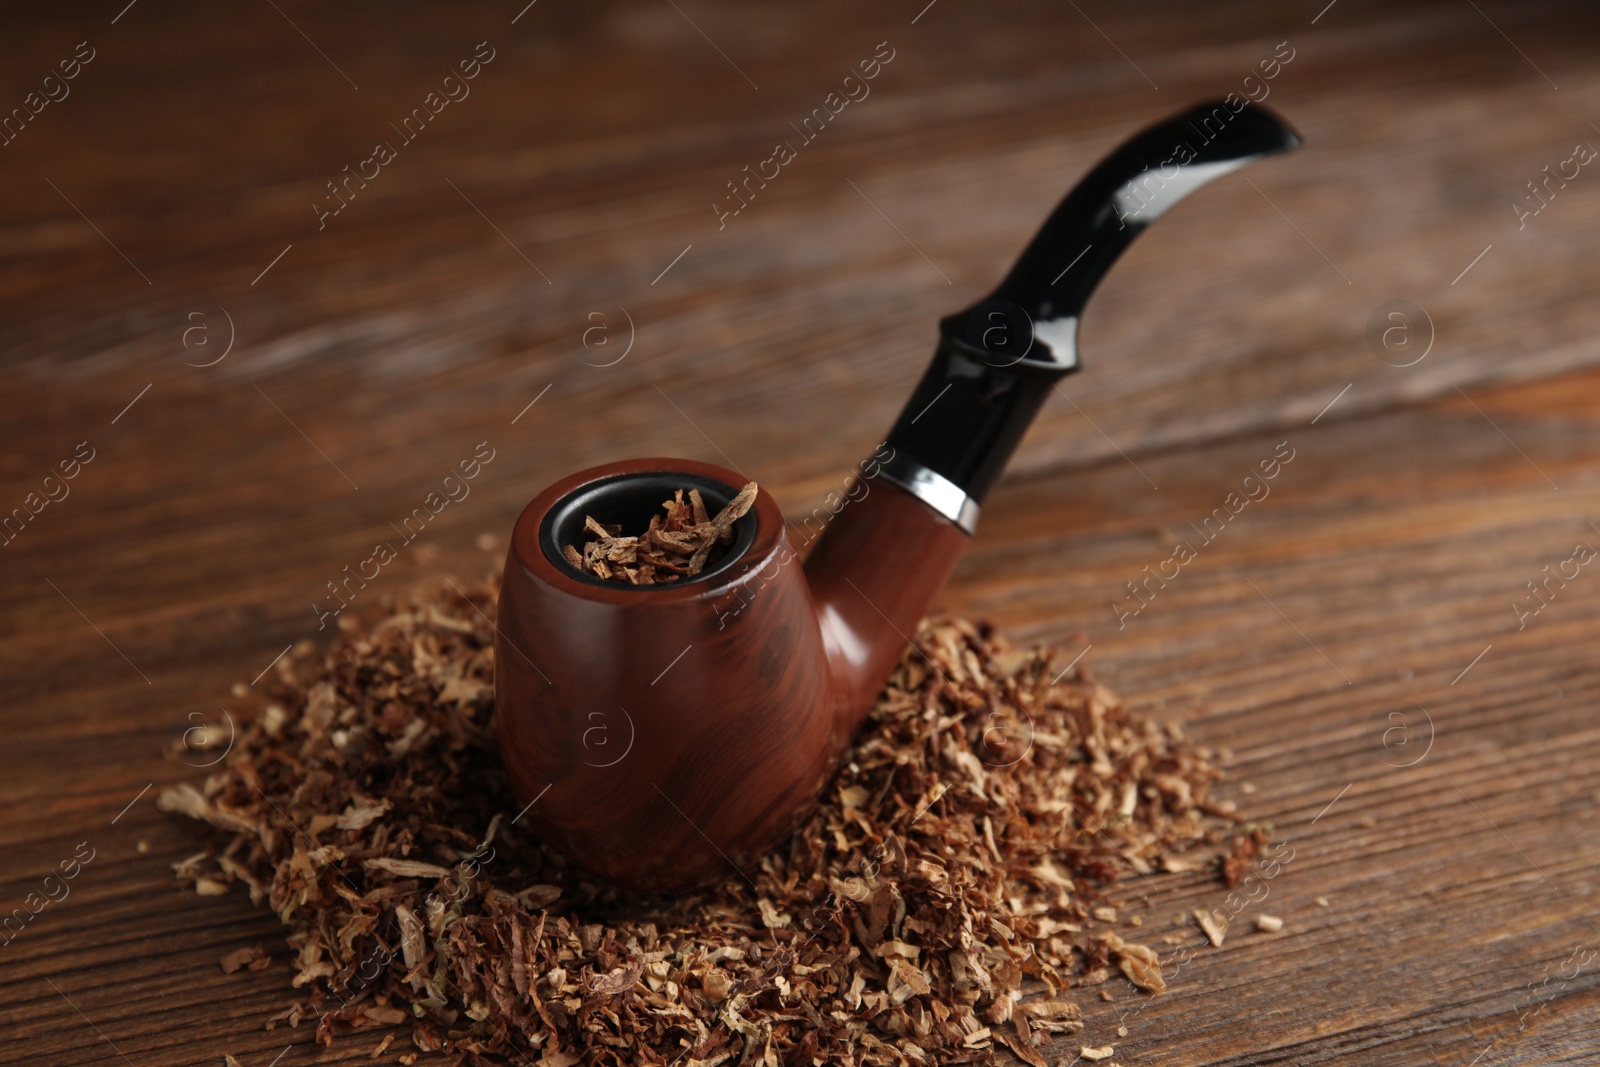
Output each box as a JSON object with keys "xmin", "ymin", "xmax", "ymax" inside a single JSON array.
[
  {"xmin": 1220, "ymin": 826, "xmax": 1269, "ymax": 889},
  {"xmin": 562, "ymin": 483, "xmax": 758, "ymax": 585},
  {"xmin": 160, "ymin": 575, "xmax": 1237, "ymax": 1066}
]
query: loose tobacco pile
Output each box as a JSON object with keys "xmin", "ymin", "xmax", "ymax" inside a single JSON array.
[
  {"xmin": 562, "ymin": 483, "xmax": 758, "ymax": 585},
  {"xmin": 160, "ymin": 575, "xmax": 1236, "ymax": 1066}
]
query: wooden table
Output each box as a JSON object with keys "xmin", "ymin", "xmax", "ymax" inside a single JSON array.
[{"xmin": 4, "ymin": 0, "xmax": 1599, "ymax": 1063}]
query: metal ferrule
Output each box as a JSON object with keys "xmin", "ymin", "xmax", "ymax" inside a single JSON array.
[{"xmin": 878, "ymin": 452, "xmax": 981, "ymax": 535}]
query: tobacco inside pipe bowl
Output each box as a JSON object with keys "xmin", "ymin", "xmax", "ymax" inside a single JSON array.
[
  {"xmin": 495, "ymin": 99, "xmax": 1303, "ymax": 892},
  {"xmin": 539, "ymin": 470, "xmax": 758, "ymax": 588}
]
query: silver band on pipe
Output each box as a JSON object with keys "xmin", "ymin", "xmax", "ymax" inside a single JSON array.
[{"xmin": 878, "ymin": 453, "xmax": 980, "ymax": 536}]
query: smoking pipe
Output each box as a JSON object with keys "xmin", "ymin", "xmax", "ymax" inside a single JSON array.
[{"xmin": 496, "ymin": 100, "xmax": 1300, "ymax": 892}]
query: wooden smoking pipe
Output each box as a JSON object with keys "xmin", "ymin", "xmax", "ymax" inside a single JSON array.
[{"xmin": 496, "ymin": 101, "xmax": 1300, "ymax": 891}]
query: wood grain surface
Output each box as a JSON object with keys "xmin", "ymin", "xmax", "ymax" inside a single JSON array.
[{"xmin": 3, "ymin": 0, "xmax": 1600, "ymax": 1064}]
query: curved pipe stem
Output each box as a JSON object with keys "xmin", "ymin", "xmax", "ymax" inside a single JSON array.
[
  {"xmin": 879, "ymin": 100, "xmax": 1300, "ymax": 507},
  {"xmin": 991, "ymin": 100, "xmax": 1301, "ymax": 331},
  {"xmin": 805, "ymin": 100, "xmax": 1300, "ymax": 736}
]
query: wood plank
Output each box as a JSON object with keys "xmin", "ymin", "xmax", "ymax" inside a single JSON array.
[
  {"xmin": 6, "ymin": 365, "xmax": 1599, "ymax": 1064},
  {"xmin": 4, "ymin": 0, "xmax": 1600, "ymax": 1063}
]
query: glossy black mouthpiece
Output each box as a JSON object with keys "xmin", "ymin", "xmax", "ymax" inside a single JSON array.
[{"xmin": 882, "ymin": 100, "xmax": 1300, "ymax": 511}]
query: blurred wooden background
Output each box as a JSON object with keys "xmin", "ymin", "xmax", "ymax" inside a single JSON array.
[{"xmin": 3, "ymin": 0, "xmax": 1600, "ymax": 1063}]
